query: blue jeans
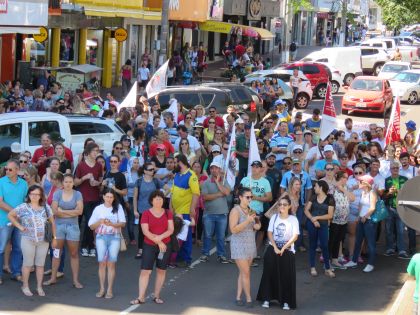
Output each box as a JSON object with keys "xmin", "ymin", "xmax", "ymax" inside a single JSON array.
[
  {"xmin": 306, "ymin": 220, "xmax": 330, "ymax": 269},
  {"xmin": 202, "ymin": 214, "xmax": 227, "ymax": 257},
  {"xmin": 178, "ymin": 214, "xmax": 192, "ymax": 264},
  {"xmin": 96, "ymin": 234, "xmax": 121, "ymax": 263},
  {"xmin": 295, "ymin": 205, "xmax": 305, "ymax": 248},
  {"xmin": 385, "ymin": 207, "xmax": 407, "ymax": 253},
  {"xmin": 352, "ymin": 219, "xmax": 377, "ymax": 266},
  {"xmin": 11, "ymin": 227, "xmax": 23, "ymax": 277},
  {"xmin": 0, "ymin": 225, "xmax": 13, "ymax": 279}
]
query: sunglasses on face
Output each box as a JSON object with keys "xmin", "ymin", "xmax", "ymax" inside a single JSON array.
[
  {"xmin": 278, "ymin": 202, "xmax": 289, "ymax": 207},
  {"xmin": 110, "ymin": 160, "xmax": 119, "ymax": 163},
  {"xmin": 293, "ymin": 150, "xmax": 303, "ymax": 154},
  {"xmin": 325, "ymin": 168, "xmax": 335, "ymax": 171},
  {"xmin": 284, "ymin": 162, "xmax": 291, "ymax": 166},
  {"xmin": 209, "ymin": 121, "xmax": 215, "ymax": 124},
  {"xmin": 186, "ymin": 117, "xmax": 192, "ymax": 119},
  {"xmin": 209, "ymin": 110, "xmax": 216, "ymax": 113},
  {"xmin": 354, "ymin": 171, "xmax": 363, "ymax": 175},
  {"xmin": 216, "ymin": 132, "xmax": 223, "ymax": 135},
  {"xmin": 181, "ymin": 142, "xmax": 188, "ymax": 145},
  {"xmin": 115, "ymin": 147, "xmax": 122, "ymax": 150},
  {"xmin": 20, "ymin": 160, "xmax": 28, "ymax": 164},
  {"xmin": 5, "ymin": 168, "xmax": 14, "ymax": 172},
  {"xmin": 266, "ymin": 121, "xmax": 273, "ymax": 124},
  {"xmin": 244, "ymin": 196, "xmax": 253, "ymax": 200},
  {"xmin": 223, "ymin": 147, "xmax": 229, "ymax": 150},
  {"xmin": 146, "ymin": 168, "xmax": 155, "ymax": 172},
  {"xmin": 213, "ymin": 151, "xmax": 221, "ymax": 154}
]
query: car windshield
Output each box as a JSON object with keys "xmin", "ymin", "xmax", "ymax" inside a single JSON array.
[
  {"xmin": 351, "ymin": 79, "xmax": 383, "ymax": 91},
  {"xmin": 393, "ymin": 72, "xmax": 420, "ymax": 83},
  {"xmin": 381, "ymin": 64, "xmax": 409, "ymax": 73}
]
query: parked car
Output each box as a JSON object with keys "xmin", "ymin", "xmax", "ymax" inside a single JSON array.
[
  {"xmin": 301, "ymin": 47, "xmax": 363, "ymax": 86},
  {"xmin": 318, "ymin": 62, "xmax": 343, "ymax": 94},
  {"xmin": 341, "ymin": 76, "xmax": 393, "ymax": 116},
  {"xmin": 244, "ymin": 69, "xmax": 313, "ymax": 109},
  {"xmin": 377, "ymin": 61, "xmax": 412, "ymax": 80},
  {"xmin": 389, "ymin": 70, "xmax": 420, "ymax": 105},
  {"xmin": 0, "ymin": 112, "xmax": 124, "ymax": 164},
  {"xmin": 279, "ymin": 62, "xmax": 331, "ymax": 98},
  {"xmin": 360, "ymin": 38, "xmax": 420, "ymax": 62},
  {"xmin": 356, "ymin": 47, "xmax": 391, "ymax": 75}
]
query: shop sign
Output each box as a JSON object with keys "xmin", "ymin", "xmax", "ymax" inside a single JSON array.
[
  {"xmin": 56, "ymin": 72, "xmax": 84, "ymax": 93},
  {"xmin": 169, "ymin": 0, "xmax": 208, "ymax": 22},
  {"xmin": 247, "ymin": 0, "xmax": 262, "ymax": 21},
  {"xmin": 200, "ymin": 21, "xmax": 233, "ymax": 34},
  {"xmin": 33, "ymin": 27, "xmax": 48, "ymax": 43},
  {"xmin": 0, "ymin": 0, "xmax": 7, "ymax": 13},
  {"xmin": 317, "ymin": 12, "xmax": 329, "ymax": 19},
  {"xmin": 208, "ymin": 0, "xmax": 224, "ymax": 21},
  {"xmin": 114, "ymin": 28, "xmax": 128, "ymax": 42}
]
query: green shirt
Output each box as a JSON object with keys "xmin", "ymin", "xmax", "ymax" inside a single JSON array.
[
  {"xmin": 385, "ymin": 175, "xmax": 408, "ymax": 208},
  {"xmin": 407, "ymin": 254, "xmax": 420, "ymax": 302},
  {"xmin": 236, "ymin": 133, "xmax": 249, "ymax": 170}
]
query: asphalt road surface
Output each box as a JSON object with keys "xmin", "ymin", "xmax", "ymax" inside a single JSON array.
[{"xmin": 0, "ymin": 232, "xmax": 412, "ymax": 315}]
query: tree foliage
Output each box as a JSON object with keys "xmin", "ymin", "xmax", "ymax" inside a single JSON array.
[{"xmin": 376, "ymin": 0, "xmax": 419, "ymax": 30}]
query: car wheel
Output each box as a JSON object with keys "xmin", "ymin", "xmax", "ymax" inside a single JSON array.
[
  {"xmin": 408, "ymin": 91, "xmax": 418, "ymax": 105},
  {"xmin": 343, "ymin": 74, "xmax": 355, "ymax": 86},
  {"xmin": 295, "ymin": 93, "xmax": 309, "ymax": 109},
  {"xmin": 316, "ymin": 84, "xmax": 328, "ymax": 98},
  {"xmin": 373, "ymin": 63, "xmax": 384, "ymax": 76},
  {"xmin": 331, "ymin": 81, "xmax": 340, "ymax": 94},
  {"xmin": 342, "ymin": 109, "xmax": 349, "ymax": 115}
]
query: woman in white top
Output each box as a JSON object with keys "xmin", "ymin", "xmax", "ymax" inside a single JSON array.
[
  {"xmin": 88, "ymin": 188, "xmax": 126, "ymax": 299},
  {"xmin": 344, "ymin": 175, "xmax": 377, "ymax": 273},
  {"xmin": 257, "ymin": 195, "xmax": 299, "ymax": 310}
]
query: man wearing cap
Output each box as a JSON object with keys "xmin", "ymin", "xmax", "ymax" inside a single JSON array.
[
  {"xmin": 274, "ymin": 99, "xmax": 290, "ymax": 122},
  {"xmin": 235, "ymin": 117, "xmax": 245, "ymax": 134},
  {"xmin": 200, "ymin": 161, "xmax": 231, "ymax": 264},
  {"xmin": 174, "ymin": 125, "xmax": 201, "ymax": 159},
  {"xmin": 203, "ymin": 106, "xmax": 224, "ymax": 129},
  {"xmin": 270, "ymin": 121, "xmax": 293, "ymax": 169},
  {"xmin": 236, "ymin": 123, "xmax": 252, "ymax": 181},
  {"xmin": 314, "ymin": 144, "xmax": 340, "ymax": 179},
  {"xmin": 405, "ymin": 120, "xmax": 416, "ymax": 138},
  {"xmin": 31, "ymin": 133, "xmax": 54, "ymax": 177},
  {"xmin": 265, "ymin": 153, "xmax": 282, "ymax": 204},
  {"xmin": 383, "ymin": 161, "xmax": 409, "ymax": 259},
  {"xmin": 240, "ymin": 160, "xmax": 272, "ymax": 252},
  {"xmin": 89, "ymin": 104, "xmax": 101, "ymax": 117},
  {"xmin": 280, "ymin": 158, "xmax": 312, "ymax": 250}
]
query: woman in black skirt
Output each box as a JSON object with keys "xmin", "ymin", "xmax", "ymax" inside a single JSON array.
[{"xmin": 257, "ymin": 195, "xmax": 299, "ymax": 310}]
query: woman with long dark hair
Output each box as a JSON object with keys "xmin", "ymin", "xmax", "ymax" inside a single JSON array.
[
  {"xmin": 88, "ymin": 188, "xmax": 126, "ymax": 298},
  {"xmin": 106, "ymin": 141, "xmax": 129, "ymax": 172},
  {"xmin": 257, "ymin": 195, "xmax": 298, "ymax": 310}
]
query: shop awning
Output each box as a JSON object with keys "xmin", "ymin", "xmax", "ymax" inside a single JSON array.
[
  {"xmin": 83, "ymin": 6, "xmax": 161, "ymax": 20},
  {"xmin": 199, "ymin": 21, "xmax": 274, "ymax": 40},
  {"xmin": 0, "ymin": 27, "xmax": 42, "ymax": 35}
]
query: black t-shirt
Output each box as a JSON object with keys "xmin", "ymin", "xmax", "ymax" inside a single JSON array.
[
  {"xmin": 59, "ymin": 160, "xmax": 71, "ymax": 174},
  {"xmin": 151, "ymin": 156, "xmax": 166, "ymax": 169},
  {"xmin": 309, "ymin": 194, "xmax": 335, "ymax": 225},
  {"xmin": 104, "ymin": 171, "xmax": 127, "ymax": 205},
  {"xmin": 266, "ymin": 167, "xmax": 282, "ymax": 203}
]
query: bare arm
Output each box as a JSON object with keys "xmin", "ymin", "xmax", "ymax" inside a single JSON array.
[
  {"xmin": 189, "ymin": 194, "xmax": 199, "ymax": 218},
  {"xmin": 8, "ymin": 211, "xmax": 24, "ymax": 231},
  {"xmin": 254, "ymin": 191, "xmax": 272, "ymax": 203},
  {"xmin": 133, "ymin": 187, "xmax": 139, "ymax": 218},
  {"xmin": 314, "ymin": 205, "xmax": 334, "ymax": 221},
  {"xmin": 229, "ymin": 208, "xmax": 255, "ymax": 234}
]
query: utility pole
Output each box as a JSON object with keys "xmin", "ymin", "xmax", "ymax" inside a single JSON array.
[
  {"xmin": 340, "ymin": 0, "xmax": 347, "ymax": 46},
  {"xmin": 158, "ymin": 0, "xmax": 170, "ymax": 66}
]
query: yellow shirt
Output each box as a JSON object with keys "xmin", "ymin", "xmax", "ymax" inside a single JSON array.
[{"xmin": 171, "ymin": 169, "xmax": 200, "ymax": 215}]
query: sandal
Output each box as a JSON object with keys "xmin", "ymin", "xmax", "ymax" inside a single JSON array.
[
  {"xmin": 325, "ymin": 269, "xmax": 336, "ymax": 278},
  {"xmin": 130, "ymin": 298, "xmax": 145, "ymax": 305},
  {"xmin": 21, "ymin": 286, "xmax": 33, "ymax": 297},
  {"xmin": 153, "ymin": 297, "xmax": 164, "ymax": 304},
  {"xmin": 43, "ymin": 279, "xmax": 57, "ymax": 286},
  {"xmin": 310, "ymin": 268, "xmax": 318, "ymax": 277},
  {"xmin": 57, "ymin": 272, "xmax": 64, "ymax": 279},
  {"xmin": 96, "ymin": 290, "xmax": 105, "ymax": 298},
  {"xmin": 105, "ymin": 293, "xmax": 114, "ymax": 299},
  {"xmin": 3, "ymin": 266, "xmax": 11, "ymax": 274},
  {"xmin": 37, "ymin": 287, "xmax": 46, "ymax": 297},
  {"xmin": 73, "ymin": 282, "xmax": 84, "ymax": 289},
  {"xmin": 135, "ymin": 250, "xmax": 143, "ymax": 259}
]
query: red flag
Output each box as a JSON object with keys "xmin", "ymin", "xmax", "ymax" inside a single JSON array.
[
  {"xmin": 319, "ymin": 82, "xmax": 337, "ymax": 141},
  {"xmin": 385, "ymin": 97, "xmax": 401, "ymax": 145}
]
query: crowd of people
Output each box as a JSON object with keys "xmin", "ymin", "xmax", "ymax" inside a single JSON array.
[{"xmin": 0, "ymin": 75, "xmax": 419, "ymax": 310}]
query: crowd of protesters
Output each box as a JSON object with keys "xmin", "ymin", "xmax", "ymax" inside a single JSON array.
[{"xmin": 0, "ymin": 74, "xmax": 419, "ymax": 310}]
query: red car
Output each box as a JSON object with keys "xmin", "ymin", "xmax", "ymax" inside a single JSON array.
[
  {"xmin": 280, "ymin": 62, "xmax": 331, "ymax": 98},
  {"xmin": 341, "ymin": 76, "xmax": 393, "ymax": 117}
]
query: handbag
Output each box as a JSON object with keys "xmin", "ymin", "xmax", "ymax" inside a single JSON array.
[
  {"xmin": 43, "ymin": 206, "xmax": 53, "ymax": 243},
  {"xmin": 370, "ymin": 199, "xmax": 388, "ymax": 223},
  {"xmin": 119, "ymin": 232, "xmax": 127, "ymax": 252}
]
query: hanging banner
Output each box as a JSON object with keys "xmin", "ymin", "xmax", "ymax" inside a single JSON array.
[
  {"xmin": 385, "ymin": 97, "xmax": 401, "ymax": 145},
  {"xmin": 319, "ymin": 82, "xmax": 337, "ymax": 141}
]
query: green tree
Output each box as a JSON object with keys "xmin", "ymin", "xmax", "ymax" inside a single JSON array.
[{"xmin": 376, "ymin": 0, "xmax": 419, "ymax": 30}]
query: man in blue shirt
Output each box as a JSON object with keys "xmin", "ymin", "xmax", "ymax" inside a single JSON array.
[
  {"xmin": 163, "ymin": 112, "xmax": 178, "ymax": 145},
  {"xmin": 314, "ymin": 144, "xmax": 340, "ymax": 179},
  {"xmin": 270, "ymin": 121, "xmax": 293, "ymax": 169},
  {"xmin": 305, "ymin": 108, "xmax": 321, "ymax": 136},
  {"xmin": 0, "ymin": 160, "xmax": 28, "ymax": 283}
]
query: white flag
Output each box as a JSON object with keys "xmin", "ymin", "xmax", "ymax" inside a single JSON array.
[
  {"xmin": 247, "ymin": 122, "xmax": 261, "ymax": 177},
  {"xmin": 319, "ymin": 82, "xmax": 337, "ymax": 141},
  {"xmin": 167, "ymin": 98, "xmax": 179, "ymax": 123},
  {"xmin": 117, "ymin": 82, "xmax": 137, "ymax": 112},
  {"xmin": 224, "ymin": 125, "xmax": 236, "ymax": 189},
  {"xmin": 146, "ymin": 60, "xmax": 169, "ymax": 98}
]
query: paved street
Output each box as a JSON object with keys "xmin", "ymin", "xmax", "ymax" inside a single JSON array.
[{"xmin": 0, "ymin": 232, "xmax": 413, "ymax": 315}]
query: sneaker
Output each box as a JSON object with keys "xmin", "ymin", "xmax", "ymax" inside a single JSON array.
[
  {"xmin": 344, "ymin": 261, "xmax": 358, "ymax": 268},
  {"xmin": 81, "ymin": 248, "xmax": 89, "ymax": 257},
  {"xmin": 251, "ymin": 261, "xmax": 259, "ymax": 267},
  {"xmin": 338, "ymin": 256, "xmax": 349, "ymax": 264},
  {"xmin": 384, "ymin": 249, "xmax": 396, "ymax": 256},
  {"xmin": 331, "ymin": 262, "xmax": 347, "ymax": 270},
  {"xmin": 357, "ymin": 256, "xmax": 364, "ymax": 264},
  {"xmin": 298, "ymin": 246, "xmax": 307, "ymax": 252},
  {"xmin": 255, "ymin": 255, "xmax": 261, "ymax": 260},
  {"xmin": 283, "ymin": 303, "xmax": 290, "ymax": 310},
  {"xmin": 398, "ymin": 252, "xmax": 411, "ymax": 260},
  {"xmin": 363, "ymin": 264, "xmax": 374, "ymax": 273},
  {"xmin": 167, "ymin": 263, "xmax": 177, "ymax": 269},
  {"xmin": 199, "ymin": 255, "xmax": 209, "ymax": 262},
  {"xmin": 89, "ymin": 249, "xmax": 96, "ymax": 257},
  {"xmin": 316, "ymin": 247, "xmax": 322, "ymax": 253},
  {"xmin": 262, "ymin": 301, "xmax": 269, "ymax": 308},
  {"xmin": 217, "ymin": 256, "xmax": 230, "ymax": 264}
]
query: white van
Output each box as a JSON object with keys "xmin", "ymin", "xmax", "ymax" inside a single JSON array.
[
  {"xmin": 301, "ymin": 47, "xmax": 363, "ymax": 86},
  {"xmin": 0, "ymin": 112, "xmax": 124, "ymax": 163}
]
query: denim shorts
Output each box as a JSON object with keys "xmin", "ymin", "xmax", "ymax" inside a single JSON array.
[
  {"xmin": 96, "ymin": 234, "xmax": 120, "ymax": 263},
  {"xmin": 56, "ymin": 223, "xmax": 80, "ymax": 242},
  {"xmin": 348, "ymin": 207, "xmax": 359, "ymax": 223}
]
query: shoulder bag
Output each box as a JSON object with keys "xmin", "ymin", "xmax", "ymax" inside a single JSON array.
[
  {"xmin": 43, "ymin": 206, "xmax": 53, "ymax": 242},
  {"xmin": 369, "ymin": 191, "xmax": 388, "ymax": 223}
]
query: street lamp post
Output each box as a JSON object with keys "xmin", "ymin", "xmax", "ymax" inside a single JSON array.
[{"xmin": 158, "ymin": 0, "xmax": 170, "ymax": 66}]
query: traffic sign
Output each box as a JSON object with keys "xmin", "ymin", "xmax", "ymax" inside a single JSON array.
[
  {"xmin": 33, "ymin": 27, "xmax": 48, "ymax": 43},
  {"xmin": 397, "ymin": 176, "xmax": 420, "ymax": 230},
  {"xmin": 114, "ymin": 28, "xmax": 128, "ymax": 42}
]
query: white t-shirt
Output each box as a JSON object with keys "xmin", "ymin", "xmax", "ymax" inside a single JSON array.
[
  {"xmin": 268, "ymin": 214, "xmax": 299, "ymax": 253},
  {"xmin": 177, "ymin": 219, "xmax": 191, "ymax": 241},
  {"xmin": 88, "ymin": 204, "xmax": 126, "ymax": 235},
  {"xmin": 400, "ymin": 165, "xmax": 418, "ymax": 179},
  {"xmin": 305, "ymin": 146, "xmax": 322, "ymax": 180},
  {"xmin": 195, "ymin": 116, "xmax": 206, "ymax": 124},
  {"xmin": 174, "ymin": 135, "xmax": 201, "ymax": 153},
  {"xmin": 371, "ymin": 172, "xmax": 385, "ymax": 192}
]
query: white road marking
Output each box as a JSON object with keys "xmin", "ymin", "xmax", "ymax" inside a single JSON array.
[{"xmin": 119, "ymin": 246, "xmax": 217, "ymax": 314}]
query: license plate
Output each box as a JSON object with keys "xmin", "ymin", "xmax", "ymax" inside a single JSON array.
[{"xmin": 356, "ymin": 102, "xmax": 367, "ymax": 108}]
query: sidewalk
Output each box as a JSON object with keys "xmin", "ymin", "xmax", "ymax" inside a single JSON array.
[{"xmin": 101, "ymin": 45, "xmax": 323, "ymax": 101}]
